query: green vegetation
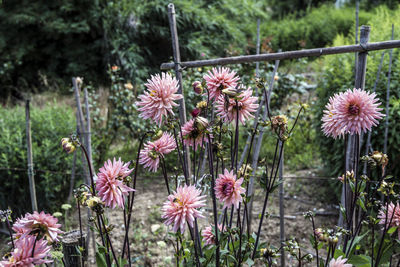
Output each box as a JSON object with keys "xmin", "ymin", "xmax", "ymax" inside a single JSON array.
[
  {"xmin": 0, "ymin": 103, "xmax": 80, "ymax": 215},
  {"xmin": 315, "ymin": 6, "xmax": 400, "ymax": 178}
]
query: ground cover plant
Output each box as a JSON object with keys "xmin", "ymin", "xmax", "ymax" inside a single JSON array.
[{"xmin": 1, "ymin": 63, "xmax": 398, "ymax": 266}]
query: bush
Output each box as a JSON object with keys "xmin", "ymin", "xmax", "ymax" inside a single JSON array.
[
  {"xmin": 261, "ymin": 5, "xmax": 371, "ymax": 52},
  {"xmin": 0, "ymin": 103, "xmax": 80, "ymax": 216},
  {"xmin": 315, "ymin": 5, "xmax": 400, "ymax": 178}
]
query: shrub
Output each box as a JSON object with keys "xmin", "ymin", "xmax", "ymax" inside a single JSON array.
[
  {"xmin": 261, "ymin": 5, "xmax": 371, "ymax": 52},
  {"xmin": 315, "ymin": 6, "xmax": 400, "ymax": 178},
  {"xmin": 0, "ymin": 103, "xmax": 81, "ymax": 216}
]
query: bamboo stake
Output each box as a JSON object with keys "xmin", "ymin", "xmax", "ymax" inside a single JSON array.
[
  {"xmin": 83, "ymin": 87, "xmax": 93, "ymax": 174},
  {"xmin": 383, "ymin": 24, "xmax": 394, "ymax": 156},
  {"xmin": 167, "ymin": 3, "xmax": 191, "ymax": 180},
  {"xmin": 278, "ymin": 143, "xmax": 285, "ymax": 267},
  {"xmin": 25, "ymin": 99, "xmax": 38, "ymax": 212},
  {"xmin": 363, "ymin": 52, "xmax": 385, "ymax": 175},
  {"xmin": 160, "ymin": 39, "xmax": 400, "ymax": 70},
  {"xmin": 247, "ymin": 57, "xmax": 280, "ymax": 230},
  {"xmin": 239, "ymin": 18, "xmax": 262, "ymax": 166}
]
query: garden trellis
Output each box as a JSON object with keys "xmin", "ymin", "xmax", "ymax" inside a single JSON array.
[{"xmin": 161, "ymin": 3, "xmax": 399, "ymax": 266}]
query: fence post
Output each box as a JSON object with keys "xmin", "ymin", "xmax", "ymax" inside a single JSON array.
[
  {"xmin": 340, "ymin": 25, "xmax": 370, "ymax": 236},
  {"xmin": 167, "ymin": 3, "xmax": 191, "ymax": 180},
  {"xmin": 25, "ymin": 99, "xmax": 38, "ymax": 211},
  {"xmin": 62, "ymin": 230, "xmax": 87, "ymax": 267}
]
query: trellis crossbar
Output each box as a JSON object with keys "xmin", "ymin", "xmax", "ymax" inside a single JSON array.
[{"xmin": 160, "ymin": 39, "xmax": 400, "ymax": 70}]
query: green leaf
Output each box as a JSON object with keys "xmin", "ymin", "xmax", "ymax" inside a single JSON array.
[
  {"xmin": 246, "ymin": 258, "xmax": 254, "ymax": 266},
  {"xmin": 95, "ymin": 252, "xmax": 107, "ymax": 267},
  {"xmin": 387, "ymin": 226, "xmax": 397, "ymax": 234},
  {"xmin": 348, "ymin": 255, "xmax": 371, "ymax": 267}
]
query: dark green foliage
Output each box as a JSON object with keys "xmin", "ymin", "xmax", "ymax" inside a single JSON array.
[
  {"xmin": 0, "ymin": 103, "xmax": 79, "ymax": 216},
  {"xmin": 268, "ymin": 0, "xmax": 335, "ymax": 19},
  {"xmin": 261, "ymin": 5, "xmax": 371, "ymax": 52},
  {"xmin": 315, "ymin": 6, "xmax": 400, "ymax": 179},
  {"xmin": 0, "ymin": 0, "xmax": 105, "ymax": 99}
]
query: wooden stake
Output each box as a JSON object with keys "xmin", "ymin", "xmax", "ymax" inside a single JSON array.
[
  {"xmin": 167, "ymin": 3, "xmax": 191, "ymax": 179},
  {"xmin": 25, "ymin": 99, "xmax": 38, "ymax": 211},
  {"xmin": 383, "ymin": 24, "xmax": 394, "ymax": 156}
]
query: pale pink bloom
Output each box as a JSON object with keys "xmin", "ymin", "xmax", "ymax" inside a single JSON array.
[
  {"xmin": 96, "ymin": 158, "xmax": 135, "ymax": 209},
  {"xmin": 162, "ymin": 185, "xmax": 206, "ymax": 233},
  {"xmin": 181, "ymin": 119, "xmax": 211, "ymax": 149},
  {"xmin": 0, "ymin": 236, "xmax": 52, "ymax": 266},
  {"xmin": 203, "ymin": 67, "xmax": 240, "ymax": 99},
  {"xmin": 322, "ymin": 88, "xmax": 384, "ymax": 138},
  {"xmin": 139, "ymin": 132, "xmax": 176, "ymax": 172},
  {"xmin": 215, "ymin": 86, "xmax": 258, "ymax": 124},
  {"xmin": 378, "ymin": 202, "xmax": 400, "ymax": 238},
  {"xmin": 136, "ymin": 73, "xmax": 183, "ymax": 125},
  {"xmin": 321, "ymin": 96, "xmax": 345, "ymax": 139},
  {"xmin": 202, "ymin": 224, "xmax": 225, "ymax": 246},
  {"xmin": 329, "ymin": 256, "xmax": 352, "ymax": 267},
  {"xmin": 215, "ymin": 169, "xmax": 246, "ymax": 209},
  {"xmin": 12, "ymin": 211, "xmax": 63, "ymax": 242}
]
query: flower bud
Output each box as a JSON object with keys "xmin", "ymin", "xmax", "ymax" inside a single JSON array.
[
  {"xmin": 192, "ymin": 81, "xmax": 203, "ymax": 94},
  {"xmin": 222, "ymin": 87, "xmax": 238, "ymax": 97},
  {"xmin": 61, "ymin": 138, "xmax": 76, "ymax": 154},
  {"xmin": 124, "ymin": 82, "xmax": 133, "ymax": 90},
  {"xmin": 152, "ymin": 130, "xmax": 163, "ymax": 141},
  {"xmin": 196, "ymin": 101, "xmax": 207, "ymax": 109},
  {"xmin": 191, "ymin": 108, "xmax": 201, "ymax": 117},
  {"xmin": 195, "ymin": 116, "xmax": 209, "ymax": 131}
]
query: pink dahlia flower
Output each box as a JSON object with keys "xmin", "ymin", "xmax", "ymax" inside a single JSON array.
[
  {"xmin": 12, "ymin": 211, "xmax": 63, "ymax": 242},
  {"xmin": 322, "ymin": 88, "xmax": 384, "ymax": 138},
  {"xmin": 0, "ymin": 236, "xmax": 52, "ymax": 266},
  {"xmin": 181, "ymin": 118, "xmax": 211, "ymax": 149},
  {"xmin": 162, "ymin": 185, "xmax": 206, "ymax": 233},
  {"xmin": 96, "ymin": 158, "xmax": 135, "ymax": 209},
  {"xmin": 202, "ymin": 224, "xmax": 225, "ymax": 246},
  {"xmin": 139, "ymin": 132, "xmax": 176, "ymax": 172},
  {"xmin": 215, "ymin": 169, "xmax": 246, "ymax": 209},
  {"xmin": 203, "ymin": 67, "xmax": 240, "ymax": 100},
  {"xmin": 136, "ymin": 72, "xmax": 183, "ymax": 125},
  {"xmin": 215, "ymin": 86, "xmax": 258, "ymax": 124},
  {"xmin": 378, "ymin": 202, "xmax": 400, "ymax": 238},
  {"xmin": 329, "ymin": 256, "xmax": 352, "ymax": 267}
]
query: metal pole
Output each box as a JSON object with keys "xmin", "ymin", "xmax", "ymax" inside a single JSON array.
[
  {"xmin": 167, "ymin": 3, "xmax": 191, "ymax": 180},
  {"xmin": 25, "ymin": 99, "xmax": 38, "ymax": 211}
]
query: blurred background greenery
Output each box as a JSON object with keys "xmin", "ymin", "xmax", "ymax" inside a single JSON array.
[{"xmin": 1, "ymin": 0, "xmax": 399, "ymax": 214}]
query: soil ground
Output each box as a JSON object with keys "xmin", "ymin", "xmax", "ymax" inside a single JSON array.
[{"xmin": 0, "ymin": 169, "xmax": 339, "ymax": 266}]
